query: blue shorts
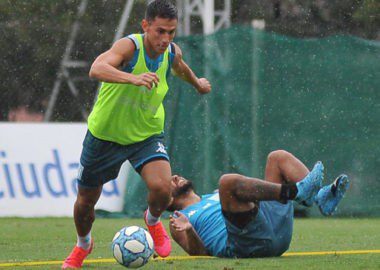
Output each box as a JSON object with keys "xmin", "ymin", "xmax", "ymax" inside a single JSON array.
[
  {"xmin": 77, "ymin": 130, "xmax": 170, "ymax": 187},
  {"xmin": 223, "ymin": 201, "xmax": 294, "ymax": 258}
]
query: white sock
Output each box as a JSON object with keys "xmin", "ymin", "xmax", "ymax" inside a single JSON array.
[
  {"xmin": 146, "ymin": 208, "xmax": 160, "ymax": 225},
  {"xmin": 77, "ymin": 231, "xmax": 92, "ymax": 250}
]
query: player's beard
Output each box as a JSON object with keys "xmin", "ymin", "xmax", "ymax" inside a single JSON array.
[
  {"xmin": 166, "ymin": 180, "xmax": 194, "ymax": 212},
  {"xmin": 172, "ymin": 180, "xmax": 194, "ymax": 197}
]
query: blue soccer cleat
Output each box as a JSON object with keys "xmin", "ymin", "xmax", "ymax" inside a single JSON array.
[
  {"xmin": 315, "ymin": 174, "xmax": 349, "ymax": 216},
  {"xmin": 295, "ymin": 161, "xmax": 324, "ymax": 207}
]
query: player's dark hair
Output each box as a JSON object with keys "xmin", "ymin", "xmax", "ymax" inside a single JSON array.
[{"xmin": 145, "ymin": 0, "xmax": 178, "ymax": 21}]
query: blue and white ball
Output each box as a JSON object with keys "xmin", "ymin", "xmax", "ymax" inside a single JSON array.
[{"xmin": 112, "ymin": 226, "xmax": 154, "ymax": 268}]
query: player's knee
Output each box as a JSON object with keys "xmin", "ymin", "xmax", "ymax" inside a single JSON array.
[
  {"xmin": 219, "ymin": 174, "xmax": 239, "ymax": 193},
  {"xmin": 149, "ymin": 178, "xmax": 172, "ymax": 200},
  {"xmin": 76, "ymin": 196, "xmax": 97, "ymax": 210},
  {"xmin": 267, "ymin": 150, "xmax": 291, "ymax": 164}
]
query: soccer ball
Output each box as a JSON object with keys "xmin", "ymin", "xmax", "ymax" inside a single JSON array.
[{"xmin": 112, "ymin": 226, "xmax": 154, "ymax": 268}]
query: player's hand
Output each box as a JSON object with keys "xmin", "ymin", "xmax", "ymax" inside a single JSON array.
[
  {"xmin": 131, "ymin": 72, "xmax": 159, "ymax": 90},
  {"xmin": 170, "ymin": 211, "xmax": 192, "ymax": 232},
  {"xmin": 196, "ymin": 78, "xmax": 211, "ymax": 94}
]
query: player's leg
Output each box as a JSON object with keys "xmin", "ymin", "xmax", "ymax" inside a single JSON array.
[
  {"xmin": 315, "ymin": 174, "xmax": 350, "ymax": 215},
  {"xmin": 62, "ymin": 186, "xmax": 102, "ymax": 269},
  {"xmin": 219, "ymin": 158, "xmax": 323, "ymax": 210},
  {"xmin": 141, "ymin": 160, "xmax": 172, "ymax": 217},
  {"xmin": 140, "ymin": 160, "xmax": 172, "ymax": 257},
  {"xmin": 264, "ymin": 150, "xmax": 324, "ymax": 206},
  {"xmin": 219, "ymin": 173, "xmax": 281, "ymax": 213},
  {"xmin": 265, "ymin": 150, "xmax": 310, "ymax": 184},
  {"xmin": 264, "ymin": 150, "xmax": 348, "ymax": 211},
  {"xmin": 74, "ymin": 185, "xmax": 103, "ymax": 241},
  {"xmin": 63, "ymin": 130, "xmax": 127, "ymax": 269},
  {"xmin": 129, "ymin": 134, "xmax": 172, "ymax": 257},
  {"xmin": 219, "ymin": 151, "xmax": 317, "ymax": 207}
]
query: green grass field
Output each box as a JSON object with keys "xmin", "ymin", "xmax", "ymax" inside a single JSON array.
[{"xmin": 0, "ymin": 218, "xmax": 379, "ymax": 269}]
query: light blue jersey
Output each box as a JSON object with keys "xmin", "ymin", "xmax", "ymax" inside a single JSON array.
[
  {"xmin": 180, "ymin": 192, "xmax": 294, "ymax": 258},
  {"xmin": 180, "ymin": 193, "xmax": 228, "ymax": 256}
]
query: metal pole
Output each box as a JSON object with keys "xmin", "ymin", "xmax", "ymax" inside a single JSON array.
[
  {"xmin": 93, "ymin": 0, "xmax": 135, "ymax": 105},
  {"xmin": 251, "ymin": 20, "xmax": 265, "ymax": 177},
  {"xmin": 113, "ymin": 0, "xmax": 135, "ymax": 43},
  {"xmin": 202, "ymin": 0, "xmax": 215, "ymax": 189},
  {"xmin": 176, "ymin": 0, "xmax": 184, "ymax": 36},
  {"xmin": 184, "ymin": 0, "xmax": 191, "ymax": 36},
  {"xmin": 203, "ymin": 0, "xmax": 214, "ymax": 34}
]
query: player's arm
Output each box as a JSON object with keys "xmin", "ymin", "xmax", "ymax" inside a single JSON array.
[
  {"xmin": 89, "ymin": 38, "xmax": 159, "ymax": 89},
  {"xmin": 171, "ymin": 43, "xmax": 211, "ymax": 95},
  {"xmin": 169, "ymin": 211, "xmax": 209, "ymax": 256}
]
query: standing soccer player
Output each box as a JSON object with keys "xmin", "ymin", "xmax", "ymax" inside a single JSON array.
[{"xmin": 62, "ymin": 0, "xmax": 211, "ymax": 268}]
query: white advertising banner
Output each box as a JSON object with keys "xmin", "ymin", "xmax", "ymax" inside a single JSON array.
[{"xmin": 0, "ymin": 123, "xmax": 129, "ymax": 217}]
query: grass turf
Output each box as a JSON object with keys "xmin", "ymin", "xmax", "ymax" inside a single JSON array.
[{"xmin": 0, "ymin": 218, "xmax": 379, "ymax": 269}]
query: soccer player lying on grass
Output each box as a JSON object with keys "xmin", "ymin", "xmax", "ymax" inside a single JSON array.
[{"xmin": 168, "ymin": 150, "xmax": 349, "ymax": 257}]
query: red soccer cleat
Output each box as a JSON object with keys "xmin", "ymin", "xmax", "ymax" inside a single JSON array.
[
  {"xmin": 144, "ymin": 211, "xmax": 172, "ymax": 257},
  {"xmin": 62, "ymin": 239, "xmax": 94, "ymax": 269}
]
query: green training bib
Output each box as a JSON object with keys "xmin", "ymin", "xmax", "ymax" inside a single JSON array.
[{"xmin": 88, "ymin": 34, "xmax": 169, "ymax": 145}]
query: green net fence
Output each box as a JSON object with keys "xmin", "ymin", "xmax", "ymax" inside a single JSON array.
[{"xmin": 122, "ymin": 26, "xmax": 380, "ymax": 217}]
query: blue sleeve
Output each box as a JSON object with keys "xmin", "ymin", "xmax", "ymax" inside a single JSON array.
[{"xmin": 167, "ymin": 43, "xmax": 176, "ymax": 77}]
